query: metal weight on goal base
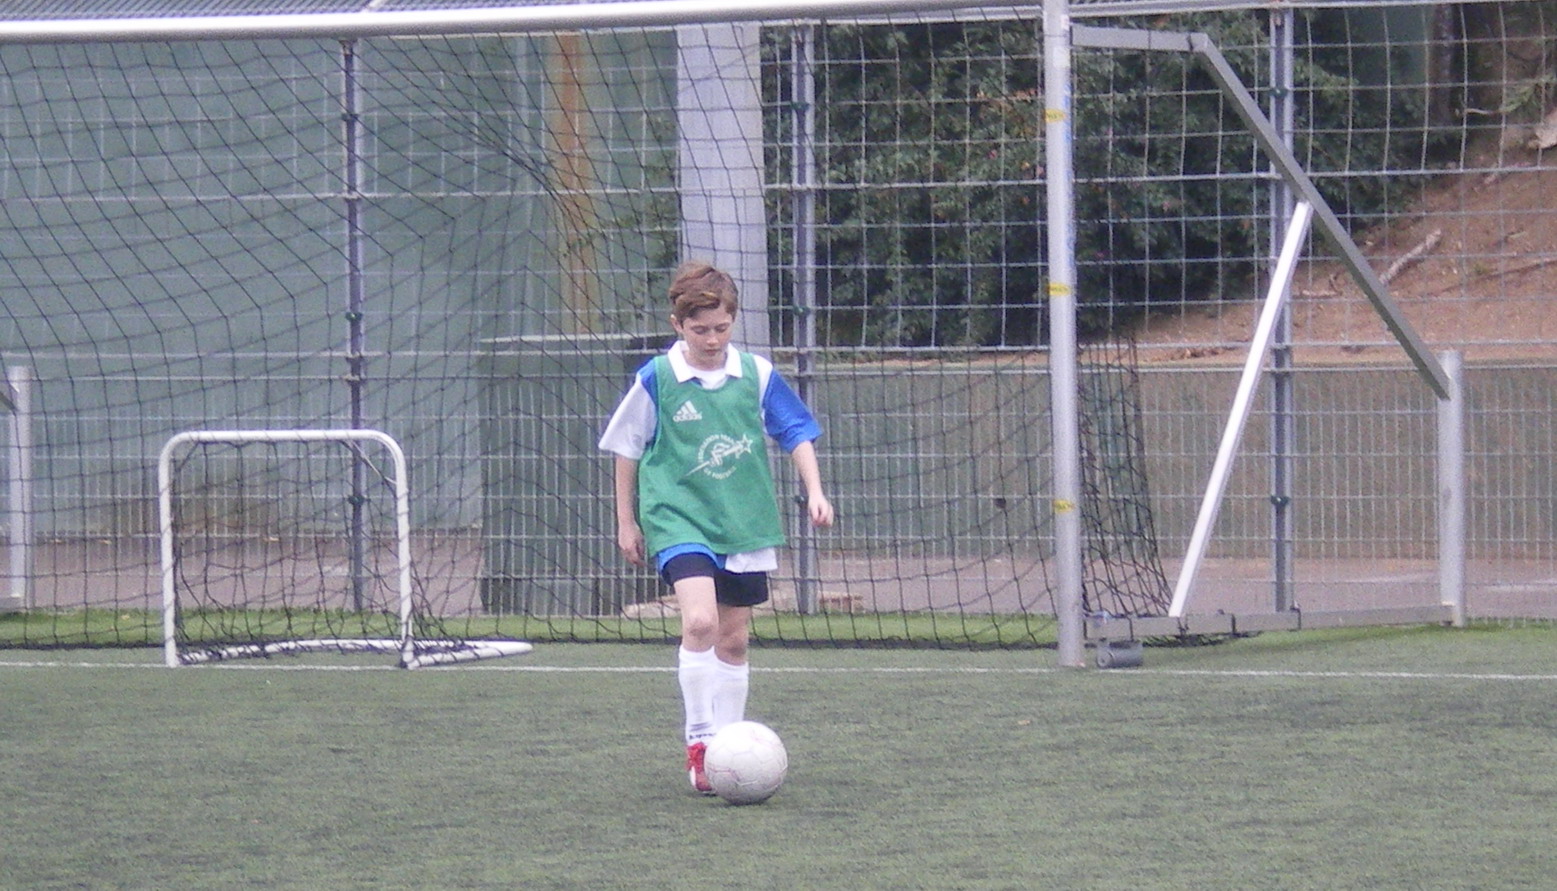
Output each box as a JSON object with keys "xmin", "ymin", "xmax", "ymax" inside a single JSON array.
[
  {"xmin": 1086, "ymin": 612, "xmax": 1144, "ymax": 668},
  {"xmin": 1093, "ymin": 638, "xmax": 1144, "ymax": 670}
]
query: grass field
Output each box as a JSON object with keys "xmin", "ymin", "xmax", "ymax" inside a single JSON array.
[{"xmin": 3, "ymin": 625, "xmax": 1555, "ymax": 889}]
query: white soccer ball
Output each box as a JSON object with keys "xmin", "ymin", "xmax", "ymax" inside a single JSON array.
[{"xmin": 703, "ymin": 720, "xmax": 788, "ymax": 805}]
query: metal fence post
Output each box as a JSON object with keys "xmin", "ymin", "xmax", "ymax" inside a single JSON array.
[
  {"xmin": 6, "ymin": 366, "xmax": 32, "ymax": 611},
  {"xmin": 1437, "ymin": 350, "xmax": 1465, "ymax": 626}
]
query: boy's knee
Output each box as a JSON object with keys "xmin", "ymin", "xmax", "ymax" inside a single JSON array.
[
  {"xmin": 680, "ymin": 613, "xmax": 719, "ymax": 646},
  {"xmin": 716, "ymin": 639, "xmax": 749, "ymax": 664},
  {"xmin": 716, "ymin": 619, "xmax": 750, "ymax": 663}
]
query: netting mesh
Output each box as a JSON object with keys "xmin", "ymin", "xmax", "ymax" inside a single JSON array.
[
  {"xmin": 5, "ymin": 1, "xmax": 1555, "ymax": 651},
  {"xmin": 0, "ymin": 19, "xmax": 1174, "ymax": 650}
]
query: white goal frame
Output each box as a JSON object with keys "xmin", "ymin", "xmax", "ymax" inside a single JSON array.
[{"xmin": 158, "ymin": 428, "xmax": 531, "ymax": 669}]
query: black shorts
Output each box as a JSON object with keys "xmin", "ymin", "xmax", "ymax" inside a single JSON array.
[{"xmin": 659, "ymin": 553, "xmax": 770, "ymax": 607}]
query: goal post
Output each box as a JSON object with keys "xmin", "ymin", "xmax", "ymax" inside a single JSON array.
[{"xmin": 158, "ymin": 429, "xmax": 531, "ymax": 668}]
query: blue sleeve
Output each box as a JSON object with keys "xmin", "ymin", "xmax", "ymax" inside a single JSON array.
[
  {"xmin": 762, "ymin": 370, "xmax": 822, "ymax": 452},
  {"xmin": 637, "ymin": 359, "xmax": 657, "ymax": 406}
]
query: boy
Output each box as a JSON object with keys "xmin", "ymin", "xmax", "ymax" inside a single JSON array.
[{"xmin": 598, "ymin": 261, "xmax": 834, "ymax": 794}]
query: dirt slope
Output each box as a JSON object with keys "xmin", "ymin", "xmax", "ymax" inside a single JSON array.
[{"xmin": 1134, "ymin": 148, "xmax": 1557, "ymax": 364}]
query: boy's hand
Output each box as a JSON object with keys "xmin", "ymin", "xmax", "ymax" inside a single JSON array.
[
  {"xmin": 618, "ymin": 522, "xmax": 647, "ymax": 566},
  {"xmin": 808, "ymin": 494, "xmax": 835, "ymax": 528}
]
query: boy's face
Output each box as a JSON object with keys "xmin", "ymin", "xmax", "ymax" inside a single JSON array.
[{"xmin": 671, "ymin": 305, "xmax": 735, "ymax": 370}]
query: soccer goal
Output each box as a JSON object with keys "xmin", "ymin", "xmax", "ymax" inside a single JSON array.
[
  {"xmin": 159, "ymin": 429, "xmax": 531, "ymax": 668},
  {"xmin": 1, "ymin": 0, "xmax": 1517, "ymax": 663}
]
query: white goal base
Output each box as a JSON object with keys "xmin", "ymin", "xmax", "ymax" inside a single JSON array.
[
  {"xmin": 176, "ymin": 638, "xmax": 534, "ymax": 669},
  {"xmin": 405, "ymin": 639, "xmax": 535, "ymax": 668}
]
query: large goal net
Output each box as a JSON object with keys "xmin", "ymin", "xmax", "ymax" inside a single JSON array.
[{"xmin": 0, "ymin": 5, "xmax": 1181, "ymax": 653}]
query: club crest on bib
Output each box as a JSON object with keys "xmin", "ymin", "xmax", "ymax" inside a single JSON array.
[{"xmin": 686, "ymin": 433, "xmax": 755, "ymax": 479}]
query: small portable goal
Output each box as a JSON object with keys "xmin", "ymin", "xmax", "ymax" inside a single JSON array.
[{"xmin": 159, "ymin": 428, "xmax": 531, "ymax": 668}]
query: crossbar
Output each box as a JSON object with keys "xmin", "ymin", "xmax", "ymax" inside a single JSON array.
[{"xmin": 0, "ymin": 1, "xmax": 1042, "ymax": 43}]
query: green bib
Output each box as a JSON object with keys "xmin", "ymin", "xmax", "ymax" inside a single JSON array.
[{"xmin": 637, "ymin": 352, "xmax": 785, "ymax": 558}]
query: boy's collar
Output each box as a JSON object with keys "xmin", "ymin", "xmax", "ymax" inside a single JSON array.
[{"xmin": 667, "ymin": 341, "xmax": 742, "ymax": 382}]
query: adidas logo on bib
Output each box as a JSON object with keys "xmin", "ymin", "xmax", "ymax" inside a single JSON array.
[{"xmin": 672, "ymin": 401, "xmax": 703, "ymax": 423}]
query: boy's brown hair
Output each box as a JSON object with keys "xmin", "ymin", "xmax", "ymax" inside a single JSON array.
[{"xmin": 667, "ymin": 261, "xmax": 738, "ymax": 322}]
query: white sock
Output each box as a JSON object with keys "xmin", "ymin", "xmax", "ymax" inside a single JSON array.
[
  {"xmin": 711, "ymin": 657, "xmax": 750, "ymax": 733},
  {"xmin": 678, "ymin": 645, "xmax": 719, "ymax": 746}
]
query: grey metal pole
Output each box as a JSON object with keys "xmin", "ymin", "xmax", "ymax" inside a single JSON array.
[
  {"xmin": 342, "ymin": 39, "xmax": 368, "ymax": 613},
  {"xmin": 1437, "ymin": 350, "xmax": 1466, "ymax": 627},
  {"xmin": 1043, "ymin": 0, "xmax": 1085, "ymax": 667},
  {"xmin": 1268, "ymin": 9, "xmax": 1296, "ymax": 613},
  {"xmin": 678, "ymin": 21, "xmax": 771, "ymax": 354},
  {"xmin": 6, "ymin": 366, "xmax": 32, "ymax": 611},
  {"xmin": 791, "ymin": 24, "xmax": 820, "ymax": 616}
]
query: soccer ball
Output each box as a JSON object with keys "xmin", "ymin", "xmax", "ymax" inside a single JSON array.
[{"xmin": 703, "ymin": 720, "xmax": 788, "ymax": 805}]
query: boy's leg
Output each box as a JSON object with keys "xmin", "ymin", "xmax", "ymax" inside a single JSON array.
[
  {"xmin": 713, "ymin": 602, "xmax": 754, "ymax": 664},
  {"xmin": 709, "ymin": 572, "xmax": 765, "ymax": 731},
  {"xmin": 674, "ymin": 573, "xmax": 720, "ymax": 652},
  {"xmin": 671, "ymin": 570, "xmax": 721, "ymax": 794},
  {"xmin": 667, "ymin": 560, "xmax": 768, "ymax": 794},
  {"xmin": 674, "ymin": 574, "xmax": 720, "ymax": 746},
  {"xmin": 712, "ymin": 603, "xmax": 752, "ymax": 729}
]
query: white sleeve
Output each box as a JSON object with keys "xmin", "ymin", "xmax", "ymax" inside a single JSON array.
[
  {"xmin": 751, "ymin": 352, "xmax": 774, "ymax": 426},
  {"xmin": 597, "ymin": 377, "xmax": 656, "ymax": 460}
]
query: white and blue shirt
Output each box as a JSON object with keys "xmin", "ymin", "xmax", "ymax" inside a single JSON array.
[{"xmin": 599, "ymin": 341, "xmax": 822, "ymax": 572}]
